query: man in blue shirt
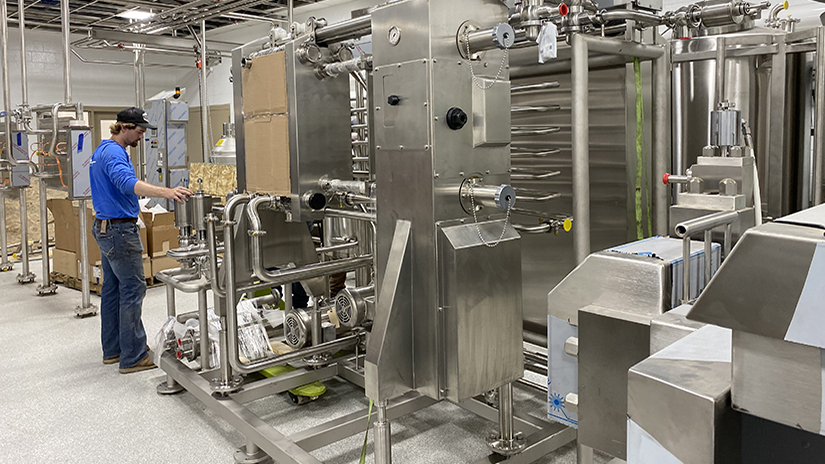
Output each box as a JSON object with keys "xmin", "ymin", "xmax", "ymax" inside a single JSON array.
[{"xmin": 90, "ymin": 107, "xmax": 193, "ymax": 374}]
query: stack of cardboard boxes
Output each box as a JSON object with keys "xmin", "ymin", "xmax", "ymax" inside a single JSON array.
[
  {"xmin": 48, "ymin": 198, "xmax": 180, "ymax": 286},
  {"xmin": 140, "ymin": 208, "xmax": 182, "ymax": 276}
]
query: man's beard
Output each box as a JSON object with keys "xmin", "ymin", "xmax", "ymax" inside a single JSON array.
[{"xmin": 130, "ymin": 140, "xmax": 140, "ymax": 147}]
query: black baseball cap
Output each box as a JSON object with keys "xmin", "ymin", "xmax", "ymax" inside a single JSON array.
[{"xmin": 117, "ymin": 107, "xmax": 157, "ymax": 130}]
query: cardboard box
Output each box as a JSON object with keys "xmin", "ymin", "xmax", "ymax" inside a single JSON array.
[
  {"xmin": 244, "ymin": 115, "xmax": 290, "ymax": 196},
  {"xmin": 47, "ymin": 198, "xmax": 100, "ymax": 264},
  {"xmin": 47, "ymin": 198, "xmax": 148, "ymax": 261},
  {"xmin": 140, "ymin": 211, "xmax": 179, "ymax": 257},
  {"xmin": 151, "ymin": 256, "xmax": 181, "ymax": 277},
  {"xmin": 242, "ymin": 51, "xmax": 287, "ymax": 117},
  {"xmin": 53, "ymin": 248, "xmax": 79, "ymax": 279}
]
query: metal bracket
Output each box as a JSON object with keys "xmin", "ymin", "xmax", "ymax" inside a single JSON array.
[{"xmin": 365, "ymin": 219, "xmax": 414, "ymax": 403}]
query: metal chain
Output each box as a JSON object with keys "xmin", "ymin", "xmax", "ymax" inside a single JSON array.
[
  {"xmin": 469, "ymin": 182, "xmax": 512, "ymax": 248},
  {"xmin": 464, "ymin": 30, "xmax": 508, "ymax": 90}
]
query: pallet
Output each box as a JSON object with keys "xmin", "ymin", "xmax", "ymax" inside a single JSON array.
[{"xmin": 50, "ymin": 272, "xmax": 161, "ymax": 295}]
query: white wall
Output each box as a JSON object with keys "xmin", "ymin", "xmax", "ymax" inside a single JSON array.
[{"xmin": 0, "ymin": 27, "xmax": 192, "ymax": 110}]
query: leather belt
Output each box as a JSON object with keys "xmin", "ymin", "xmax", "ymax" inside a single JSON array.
[{"xmin": 95, "ymin": 218, "xmax": 137, "ymax": 225}]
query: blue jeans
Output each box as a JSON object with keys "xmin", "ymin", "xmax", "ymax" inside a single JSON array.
[{"xmin": 92, "ymin": 221, "xmax": 147, "ymax": 369}]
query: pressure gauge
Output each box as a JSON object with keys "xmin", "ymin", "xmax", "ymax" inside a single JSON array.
[{"xmin": 388, "ymin": 26, "xmax": 401, "ymax": 46}]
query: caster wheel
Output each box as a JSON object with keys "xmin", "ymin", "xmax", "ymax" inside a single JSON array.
[{"xmin": 288, "ymin": 392, "xmax": 311, "ymax": 406}]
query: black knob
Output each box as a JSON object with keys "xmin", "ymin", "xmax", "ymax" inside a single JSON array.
[
  {"xmin": 387, "ymin": 95, "xmax": 401, "ymax": 106},
  {"xmin": 446, "ymin": 107, "xmax": 468, "ymax": 130}
]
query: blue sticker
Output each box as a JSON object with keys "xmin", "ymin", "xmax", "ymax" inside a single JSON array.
[
  {"xmin": 77, "ymin": 133, "xmax": 84, "ymax": 152},
  {"xmin": 16, "ymin": 133, "xmax": 21, "ymax": 146}
]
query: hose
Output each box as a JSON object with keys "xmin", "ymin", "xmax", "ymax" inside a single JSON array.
[{"xmin": 633, "ymin": 57, "xmax": 651, "ymax": 239}]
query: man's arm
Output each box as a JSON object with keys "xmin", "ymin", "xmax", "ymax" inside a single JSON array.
[{"xmin": 134, "ymin": 180, "xmax": 194, "ymax": 203}]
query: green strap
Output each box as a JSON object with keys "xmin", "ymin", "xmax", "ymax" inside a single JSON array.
[
  {"xmin": 359, "ymin": 399, "xmax": 374, "ymax": 464},
  {"xmin": 633, "ymin": 57, "xmax": 651, "ymax": 239}
]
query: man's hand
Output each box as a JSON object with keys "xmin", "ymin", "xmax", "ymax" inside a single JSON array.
[{"xmin": 164, "ymin": 186, "xmax": 194, "ymax": 203}]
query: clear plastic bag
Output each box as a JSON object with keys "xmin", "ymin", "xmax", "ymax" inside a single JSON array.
[{"xmin": 237, "ymin": 299, "xmax": 275, "ymax": 362}]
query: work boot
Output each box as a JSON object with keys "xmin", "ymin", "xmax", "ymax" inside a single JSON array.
[
  {"xmin": 119, "ymin": 355, "xmax": 157, "ymax": 374},
  {"xmin": 103, "ymin": 355, "xmax": 120, "ymax": 365}
]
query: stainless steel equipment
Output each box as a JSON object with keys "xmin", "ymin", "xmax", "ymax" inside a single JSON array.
[
  {"xmin": 144, "ymin": 98, "xmax": 189, "ymax": 210},
  {"xmin": 687, "ymin": 204, "xmax": 825, "ymax": 436},
  {"xmin": 546, "ymin": 237, "xmax": 719, "ymax": 458},
  {"xmin": 210, "ymin": 122, "xmax": 236, "ymax": 165}
]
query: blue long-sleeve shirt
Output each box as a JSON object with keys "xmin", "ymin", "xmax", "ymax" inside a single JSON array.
[{"xmin": 89, "ymin": 139, "xmax": 140, "ymax": 220}]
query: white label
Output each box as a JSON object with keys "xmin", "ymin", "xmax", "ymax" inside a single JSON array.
[
  {"xmin": 785, "ymin": 243, "xmax": 825, "ymax": 349},
  {"xmin": 538, "ymin": 23, "xmax": 558, "ymax": 64}
]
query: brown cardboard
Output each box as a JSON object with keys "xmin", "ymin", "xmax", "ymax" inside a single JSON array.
[
  {"xmin": 151, "ymin": 256, "xmax": 181, "ymax": 276},
  {"xmin": 53, "ymin": 248, "xmax": 78, "ymax": 279},
  {"xmin": 140, "ymin": 211, "xmax": 179, "ymax": 257},
  {"xmin": 245, "ymin": 115, "xmax": 290, "ymax": 196},
  {"xmin": 242, "ymin": 51, "xmax": 287, "ymax": 117}
]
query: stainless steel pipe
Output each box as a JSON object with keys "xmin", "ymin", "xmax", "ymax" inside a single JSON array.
[
  {"xmin": 814, "ymin": 28, "xmax": 825, "ymax": 205},
  {"xmin": 200, "ymin": 20, "xmax": 210, "ymax": 170},
  {"xmin": 247, "ymin": 197, "xmax": 373, "ymax": 285},
  {"xmin": 78, "ymin": 199, "xmax": 92, "ymax": 311},
  {"xmin": 715, "ymin": 36, "xmax": 726, "ymax": 104},
  {"xmin": 17, "ymin": 188, "xmax": 33, "ymax": 283},
  {"xmin": 674, "ymin": 210, "xmax": 739, "ymax": 238},
  {"xmin": 61, "ymin": 0, "xmax": 71, "ymax": 104},
  {"xmin": 374, "ymin": 401, "xmax": 392, "ymax": 464},
  {"xmin": 0, "ymin": 191, "xmax": 8, "ymax": 270},
  {"xmin": 18, "ymin": 0, "xmax": 28, "ymax": 106},
  {"xmin": 570, "ymin": 34, "xmax": 669, "ymax": 259},
  {"xmin": 325, "ymin": 207, "xmax": 376, "ymax": 222},
  {"xmin": 225, "ymin": 195, "xmax": 363, "ymax": 374},
  {"xmin": 571, "ymin": 33, "xmax": 590, "ymax": 264},
  {"xmin": 499, "ymin": 383, "xmax": 515, "ymax": 443},
  {"xmin": 675, "ymin": 210, "xmax": 738, "ymax": 303},
  {"xmin": 37, "ymin": 176, "xmax": 54, "ymax": 292},
  {"xmin": 134, "ymin": 48, "xmax": 146, "ymax": 180},
  {"xmin": 198, "ymin": 288, "xmax": 210, "ymax": 370},
  {"xmin": 315, "ymin": 15, "xmax": 372, "ymax": 45},
  {"xmin": 653, "ymin": 40, "xmax": 672, "ymax": 235}
]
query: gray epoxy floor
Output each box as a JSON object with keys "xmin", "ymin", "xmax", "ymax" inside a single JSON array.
[{"xmin": 0, "ymin": 258, "xmax": 608, "ymax": 464}]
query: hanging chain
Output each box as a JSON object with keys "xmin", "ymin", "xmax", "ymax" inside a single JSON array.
[
  {"xmin": 468, "ymin": 182, "xmax": 512, "ymax": 248},
  {"xmin": 464, "ymin": 30, "xmax": 508, "ymax": 90}
]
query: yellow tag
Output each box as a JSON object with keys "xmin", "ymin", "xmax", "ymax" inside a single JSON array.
[
  {"xmin": 216, "ymin": 139, "xmax": 224, "ymax": 146},
  {"xmin": 563, "ymin": 218, "xmax": 573, "ymax": 232}
]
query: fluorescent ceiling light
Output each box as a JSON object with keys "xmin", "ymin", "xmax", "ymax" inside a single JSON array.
[{"xmin": 117, "ymin": 9, "xmax": 155, "ymax": 21}]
